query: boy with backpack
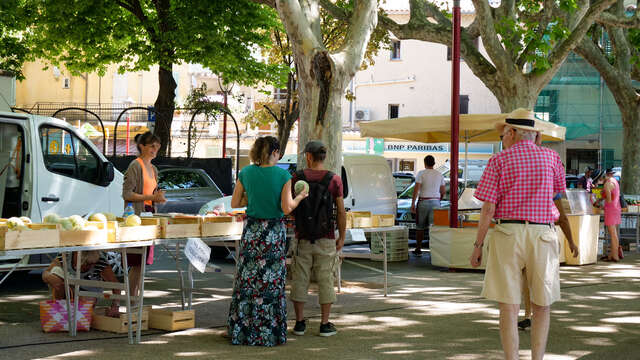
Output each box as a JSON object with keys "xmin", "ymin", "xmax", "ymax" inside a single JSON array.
[{"xmin": 290, "ymin": 140, "xmax": 347, "ymax": 337}]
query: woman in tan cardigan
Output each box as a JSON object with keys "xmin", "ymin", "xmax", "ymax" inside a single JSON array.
[{"xmin": 122, "ymin": 131, "xmax": 166, "ymax": 298}]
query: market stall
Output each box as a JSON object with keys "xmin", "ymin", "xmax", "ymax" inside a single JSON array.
[{"xmin": 360, "ymin": 112, "xmax": 567, "ymax": 269}]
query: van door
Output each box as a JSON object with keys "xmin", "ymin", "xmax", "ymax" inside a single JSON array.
[
  {"xmin": 343, "ymin": 155, "xmax": 396, "ymax": 215},
  {"xmin": 0, "ymin": 121, "xmax": 26, "ymax": 218},
  {"xmin": 36, "ymin": 125, "xmax": 114, "ymax": 217}
]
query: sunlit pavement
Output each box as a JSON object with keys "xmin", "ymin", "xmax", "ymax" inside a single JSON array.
[{"xmin": 1, "ymin": 247, "xmax": 639, "ymax": 360}]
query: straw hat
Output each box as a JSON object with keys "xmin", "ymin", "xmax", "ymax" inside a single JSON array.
[{"xmin": 495, "ymin": 108, "xmax": 546, "ymax": 133}]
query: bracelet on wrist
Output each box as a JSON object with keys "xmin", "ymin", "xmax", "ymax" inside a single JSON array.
[{"xmin": 473, "ymin": 242, "xmax": 483, "ymax": 248}]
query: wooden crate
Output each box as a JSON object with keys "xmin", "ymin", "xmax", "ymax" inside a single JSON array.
[
  {"xmin": 59, "ymin": 221, "xmax": 108, "ymax": 247},
  {"xmin": 109, "ymin": 218, "xmax": 160, "ymax": 242},
  {"xmin": 0, "ymin": 224, "xmax": 60, "ymax": 250},
  {"xmin": 372, "ymin": 214, "xmax": 395, "ymax": 227},
  {"xmin": 92, "ymin": 306, "xmax": 149, "ymax": 333},
  {"xmin": 201, "ymin": 216, "xmax": 243, "ymax": 237},
  {"xmin": 149, "ymin": 308, "xmax": 195, "ymax": 331},
  {"xmin": 349, "ymin": 211, "xmax": 373, "ymax": 228},
  {"xmin": 157, "ymin": 216, "xmax": 201, "ymax": 238}
]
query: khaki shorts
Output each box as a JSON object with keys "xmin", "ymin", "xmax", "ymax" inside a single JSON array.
[
  {"xmin": 290, "ymin": 238, "xmax": 338, "ymax": 305},
  {"xmin": 481, "ymin": 223, "xmax": 561, "ymax": 306}
]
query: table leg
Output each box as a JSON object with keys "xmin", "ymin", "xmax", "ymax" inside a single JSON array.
[
  {"xmin": 136, "ymin": 246, "xmax": 147, "ymax": 344},
  {"xmin": 187, "ymin": 263, "xmax": 194, "ymax": 310},
  {"xmin": 61, "ymin": 252, "xmax": 73, "ymax": 335},
  {"xmin": 337, "ymin": 253, "xmax": 342, "ymax": 294},
  {"xmin": 636, "ymin": 214, "xmax": 639, "ymax": 253},
  {"xmin": 383, "ymin": 233, "xmax": 388, "ymax": 297},
  {"xmin": 0, "ymin": 256, "xmax": 23, "ymax": 286},
  {"xmin": 72, "ymin": 251, "xmax": 81, "ymax": 336},
  {"xmin": 175, "ymin": 242, "xmax": 186, "ymax": 310},
  {"xmin": 122, "ymin": 248, "xmax": 133, "ymax": 345}
]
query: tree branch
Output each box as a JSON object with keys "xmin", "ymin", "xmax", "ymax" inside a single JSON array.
[
  {"xmin": 598, "ymin": 10, "xmax": 640, "ymax": 28},
  {"xmin": 471, "ymin": 0, "xmax": 514, "ymax": 74},
  {"xmin": 318, "ymin": 0, "xmax": 349, "ymax": 21},
  {"xmin": 534, "ymin": 0, "xmax": 617, "ymax": 88},
  {"xmin": 275, "ymin": 0, "xmax": 323, "ymax": 56}
]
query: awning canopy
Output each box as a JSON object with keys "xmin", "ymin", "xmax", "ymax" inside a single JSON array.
[{"xmin": 360, "ymin": 113, "xmax": 566, "ymax": 143}]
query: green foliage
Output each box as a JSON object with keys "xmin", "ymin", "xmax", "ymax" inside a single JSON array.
[
  {"xmin": 0, "ymin": 0, "xmax": 34, "ymax": 79},
  {"xmin": 184, "ymin": 84, "xmax": 227, "ymax": 117},
  {"xmin": 628, "ymin": 29, "xmax": 640, "ymax": 70},
  {"xmin": 321, "ymin": 0, "xmax": 390, "ymax": 69},
  {"xmin": 491, "ymin": 0, "xmax": 576, "ymax": 73},
  {"xmin": 28, "ymin": 0, "xmax": 285, "ymax": 86}
]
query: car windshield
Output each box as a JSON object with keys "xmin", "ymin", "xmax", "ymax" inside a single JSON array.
[{"xmin": 159, "ymin": 170, "xmax": 209, "ymax": 190}]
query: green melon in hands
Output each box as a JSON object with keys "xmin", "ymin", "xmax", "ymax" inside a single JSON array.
[{"xmin": 295, "ymin": 180, "xmax": 309, "ymax": 196}]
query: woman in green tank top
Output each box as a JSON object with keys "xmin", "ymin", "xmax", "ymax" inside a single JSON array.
[{"xmin": 227, "ymin": 136, "xmax": 307, "ymax": 346}]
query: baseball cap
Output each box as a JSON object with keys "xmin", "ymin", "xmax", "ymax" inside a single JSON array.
[
  {"xmin": 303, "ymin": 140, "xmax": 327, "ymax": 154},
  {"xmin": 585, "ymin": 166, "xmax": 594, "ymax": 172},
  {"xmin": 606, "ymin": 168, "xmax": 614, "ymax": 174}
]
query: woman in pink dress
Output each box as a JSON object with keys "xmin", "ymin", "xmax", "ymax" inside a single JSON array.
[{"xmin": 602, "ymin": 168, "xmax": 621, "ymax": 262}]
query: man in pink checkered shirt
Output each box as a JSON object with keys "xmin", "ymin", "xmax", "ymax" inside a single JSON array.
[{"xmin": 470, "ymin": 109, "xmax": 579, "ymax": 360}]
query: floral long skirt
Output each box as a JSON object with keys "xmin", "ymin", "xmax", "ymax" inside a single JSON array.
[{"xmin": 228, "ymin": 217, "xmax": 287, "ymax": 346}]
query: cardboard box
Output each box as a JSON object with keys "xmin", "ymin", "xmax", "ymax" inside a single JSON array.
[
  {"xmin": 59, "ymin": 221, "xmax": 108, "ymax": 247},
  {"xmin": 149, "ymin": 308, "xmax": 195, "ymax": 331},
  {"xmin": 372, "ymin": 214, "xmax": 395, "ymax": 228},
  {"xmin": 201, "ymin": 216, "xmax": 243, "ymax": 237},
  {"xmin": 0, "ymin": 223, "xmax": 60, "ymax": 250},
  {"xmin": 109, "ymin": 218, "xmax": 160, "ymax": 242},
  {"xmin": 349, "ymin": 211, "xmax": 373, "ymax": 228},
  {"xmin": 91, "ymin": 306, "xmax": 149, "ymax": 334},
  {"xmin": 157, "ymin": 216, "xmax": 201, "ymax": 238}
]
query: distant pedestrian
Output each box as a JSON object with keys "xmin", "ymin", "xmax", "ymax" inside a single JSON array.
[
  {"xmin": 470, "ymin": 109, "xmax": 579, "ymax": 360},
  {"xmin": 601, "ymin": 168, "xmax": 622, "ymax": 262},
  {"xmin": 410, "ymin": 155, "xmax": 445, "ymax": 256},
  {"xmin": 290, "ymin": 140, "xmax": 347, "ymax": 337},
  {"xmin": 578, "ymin": 167, "xmax": 594, "ymax": 192},
  {"xmin": 227, "ymin": 136, "xmax": 307, "ymax": 346}
]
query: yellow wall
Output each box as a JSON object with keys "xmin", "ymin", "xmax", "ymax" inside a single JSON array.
[{"xmin": 15, "ymin": 60, "xmax": 193, "ymax": 108}]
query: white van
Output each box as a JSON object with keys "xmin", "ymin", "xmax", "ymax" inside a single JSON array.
[{"xmin": 1, "ymin": 111, "xmax": 123, "ymax": 270}]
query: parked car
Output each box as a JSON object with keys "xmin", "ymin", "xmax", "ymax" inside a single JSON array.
[
  {"xmin": 392, "ymin": 172, "xmax": 415, "ymax": 195},
  {"xmin": 156, "ymin": 167, "xmax": 224, "ymax": 214}
]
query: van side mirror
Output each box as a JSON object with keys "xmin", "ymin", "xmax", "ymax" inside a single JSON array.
[{"xmin": 99, "ymin": 162, "xmax": 114, "ymax": 186}]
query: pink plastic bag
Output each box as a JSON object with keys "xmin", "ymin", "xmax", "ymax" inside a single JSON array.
[{"xmin": 39, "ymin": 299, "xmax": 95, "ymax": 332}]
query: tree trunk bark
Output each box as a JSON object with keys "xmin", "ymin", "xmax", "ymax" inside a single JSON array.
[
  {"xmin": 296, "ymin": 65, "xmax": 347, "ymax": 173},
  {"xmin": 154, "ymin": 65, "xmax": 177, "ymax": 157},
  {"xmin": 619, "ymin": 104, "xmax": 640, "ymax": 194},
  {"xmin": 490, "ymin": 78, "xmax": 539, "ymax": 113}
]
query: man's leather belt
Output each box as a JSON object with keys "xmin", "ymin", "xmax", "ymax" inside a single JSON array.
[{"xmin": 496, "ymin": 219, "xmax": 552, "ymax": 226}]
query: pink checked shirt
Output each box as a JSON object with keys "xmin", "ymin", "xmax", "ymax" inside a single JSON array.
[{"xmin": 474, "ymin": 140, "xmax": 566, "ymax": 223}]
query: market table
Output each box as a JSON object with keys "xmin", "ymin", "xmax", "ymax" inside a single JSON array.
[
  {"xmin": 0, "ymin": 240, "xmax": 153, "ymax": 344},
  {"xmin": 155, "ymin": 235, "xmax": 241, "ymax": 310},
  {"xmin": 339, "ymin": 226, "xmax": 407, "ymax": 297}
]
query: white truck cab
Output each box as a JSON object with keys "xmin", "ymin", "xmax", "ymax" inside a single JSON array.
[
  {"xmin": 1, "ymin": 111, "xmax": 124, "ymax": 272},
  {"xmin": 1, "ymin": 111, "xmax": 123, "ymax": 220}
]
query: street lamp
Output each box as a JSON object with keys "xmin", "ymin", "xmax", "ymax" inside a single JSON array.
[{"xmin": 217, "ymin": 77, "xmax": 234, "ymax": 158}]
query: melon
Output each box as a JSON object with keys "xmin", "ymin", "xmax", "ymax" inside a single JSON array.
[
  {"xmin": 125, "ymin": 214, "xmax": 142, "ymax": 227},
  {"xmin": 294, "ymin": 180, "xmax": 309, "ymax": 196}
]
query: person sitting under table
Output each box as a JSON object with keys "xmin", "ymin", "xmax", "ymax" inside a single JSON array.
[{"xmin": 42, "ymin": 250, "xmax": 121, "ymax": 317}]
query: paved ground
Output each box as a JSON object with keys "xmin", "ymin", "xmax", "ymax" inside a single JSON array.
[{"xmin": 1, "ymin": 245, "xmax": 639, "ymax": 360}]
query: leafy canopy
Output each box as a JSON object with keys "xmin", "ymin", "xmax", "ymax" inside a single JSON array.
[
  {"xmin": 0, "ymin": 0, "xmax": 34, "ymax": 79},
  {"xmin": 28, "ymin": 0, "xmax": 287, "ymax": 86}
]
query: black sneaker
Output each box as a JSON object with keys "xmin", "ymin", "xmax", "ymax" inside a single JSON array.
[
  {"xmin": 293, "ymin": 320, "xmax": 306, "ymax": 336},
  {"xmin": 518, "ymin": 318, "xmax": 531, "ymax": 330},
  {"xmin": 319, "ymin": 322, "xmax": 337, "ymax": 337},
  {"xmin": 412, "ymin": 249, "xmax": 423, "ymax": 257}
]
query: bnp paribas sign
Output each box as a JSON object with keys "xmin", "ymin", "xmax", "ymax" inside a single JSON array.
[{"xmin": 385, "ymin": 142, "xmax": 448, "ymax": 152}]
